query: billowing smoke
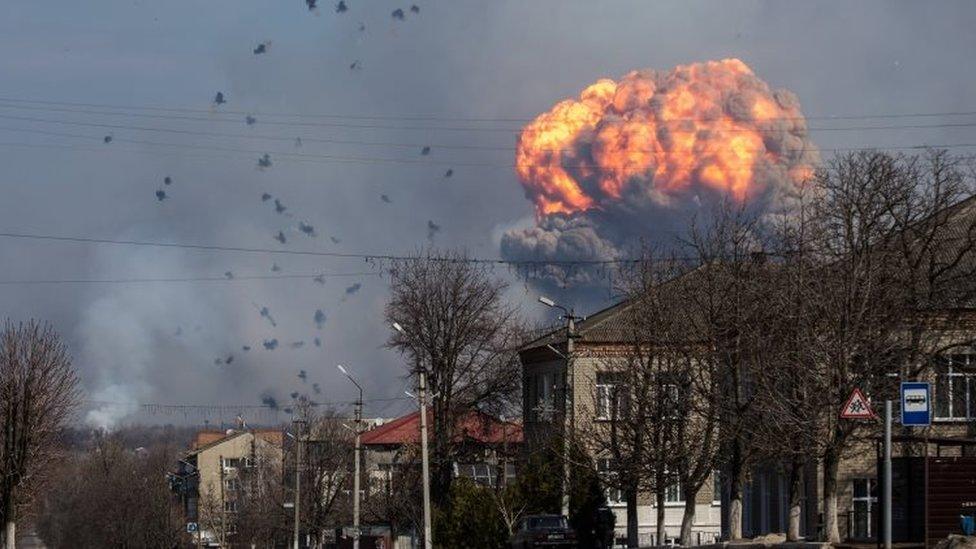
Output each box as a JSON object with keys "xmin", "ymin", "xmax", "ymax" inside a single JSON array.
[{"xmin": 501, "ymin": 58, "xmax": 819, "ymax": 290}]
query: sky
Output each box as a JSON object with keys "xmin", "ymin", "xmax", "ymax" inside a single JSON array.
[{"xmin": 1, "ymin": 0, "xmax": 974, "ymax": 427}]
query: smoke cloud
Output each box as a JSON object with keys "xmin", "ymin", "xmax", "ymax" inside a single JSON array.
[{"xmin": 501, "ymin": 58, "xmax": 819, "ymax": 285}]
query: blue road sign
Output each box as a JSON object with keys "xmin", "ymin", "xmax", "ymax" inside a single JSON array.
[
  {"xmin": 186, "ymin": 522, "xmax": 198, "ymax": 533},
  {"xmin": 900, "ymin": 382, "xmax": 931, "ymax": 426}
]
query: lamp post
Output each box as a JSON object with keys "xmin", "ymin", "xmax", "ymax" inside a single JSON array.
[
  {"xmin": 538, "ymin": 295, "xmax": 582, "ymax": 518},
  {"xmin": 338, "ymin": 364, "xmax": 364, "ymax": 549},
  {"xmin": 292, "ymin": 417, "xmax": 306, "ymax": 549},
  {"xmin": 392, "ymin": 322, "xmax": 433, "ymax": 549}
]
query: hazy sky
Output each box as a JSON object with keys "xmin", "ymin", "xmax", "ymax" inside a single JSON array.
[{"xmin": 1, "ymin": 0, "xmax": 974, "ymax": 427}]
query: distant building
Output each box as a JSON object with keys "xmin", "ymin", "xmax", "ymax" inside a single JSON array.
[
  {"xmin": 361, "ymin": 408, "xmax": 522, "ymax": 493},
  {"xmin": 172, "ymin": 428, "xmax": 283, "ymax": 546}
]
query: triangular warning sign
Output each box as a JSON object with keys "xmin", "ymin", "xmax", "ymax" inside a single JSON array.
[{"xmin": 840, "ymin": 388, "xmax": 875, "ymax": 419}]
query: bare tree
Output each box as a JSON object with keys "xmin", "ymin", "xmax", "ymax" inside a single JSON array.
[
  {"xmin": 385, "ymin": 249, "xmax": 524, "ymax": 506},
  {"xmin": 0, "ymin": 320, "xmax": 79, "ymax": 549}
]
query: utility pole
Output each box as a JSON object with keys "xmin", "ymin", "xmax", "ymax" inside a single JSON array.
[
  {"xmin": 418, "ymin": 368, "xmax": 434, "ymax": 549},
  {"xmin": 393, "ymin": 321, "xmax": 433, "ymax": 549},
  {"xmin": 883, "ymin": 400, "xmax": 892, "ymax": 549},
  {"xmin": 338, "ymin": 365, "xmax": 364, "ymax": 549},
  {"xmin": 538, "ymin": 296, "xmax": 581, "ymax": 517},
  {"xmin": 293, "ymin": 418, "xmax": 306, "ymax": 549}
]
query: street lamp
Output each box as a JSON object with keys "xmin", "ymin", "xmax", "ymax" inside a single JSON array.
[
  {"xmin": 538, "ymin": 295, "xmax": 582, "ymax": 518},
  {"xmin": 392, "ymin": 322, "xmax": 433, "ymax": 549},
  {"xmin": 291, "ymin": 417, "xmax": 307, "ymax": 549},
  {"xmin": 338, "ymin": 364, "xmax": 364, "ymax": 549}
]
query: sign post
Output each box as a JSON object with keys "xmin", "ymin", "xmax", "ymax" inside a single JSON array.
[{"xmin": 840, "ymin": 388, "xmax": 875, "ymax": 420}]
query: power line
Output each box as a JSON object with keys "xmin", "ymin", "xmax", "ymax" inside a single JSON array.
[
  {"xmin": 2, "ymin": 95, "xmax": 976, "ymax": 124},
  {"xmin": 1, "ymin": 124, "xmax": 975, "ymax": 173},
  {"xmin": 0, "ymin": 231, "xmax": 643, "ymax": 266},
  {"xmin": 5, "ymin": 104, "xmax": 976, "ymax": 136},
  {"xmin": 0, "ymin": 271, "xmax": 378, "ymax": 286},
  {"xmin": 84, "ymin": 395, "xmax": 412, "ymax": 411}
]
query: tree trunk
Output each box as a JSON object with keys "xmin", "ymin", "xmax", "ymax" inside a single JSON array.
[
  {"xmin": 680, "ymin": 490, "xmax": 696, "ymax": 546},
  {"xmin": 5, "ymin": 521, "xmax": 14, "ymax": 549},
  {"xmin": 823, "ymin": 447, "xmax": 841, "ymax": 543},
  {"xmin": 787, "ymin": 456, "xmax": 804, "ymax": 542},
  {"xmin": 4, "ymin": 487, "xmax": 15, "ymax": 549},
  {"xmin": 656, "ymin": 488, "xmax": 666, "ymax": 546},
  {"xmin": 727, "ymin": 442, "xmax": 744, "ymax": 540},
  {"xmin": 626, "ymin": 487, "xmax": 639, "ymax": 548}
]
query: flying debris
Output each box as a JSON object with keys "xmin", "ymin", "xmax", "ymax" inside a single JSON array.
[
  {"xmin": 305, "ymin": 0, "xmax": 317, "ymax": 10},
  {"xmin": 380, "ymin": 194, "xmax": 392, "ymax": 204},
  {"xmin": 257, "ymin": 305, "xmax": 277, "ymax": 327},
  {"xmin": 427, "ymin": 220, "xmax": 441, "ymax": 240},
  {"xmin": 271, "ymin": 263, "xmax": 282, "ymax": 272},
  {"xmin": 214, "ymin": 357, "xmax": 224, "ymax": 365},
  {"xmin": 312, "ymin": 383, "xmax": 321, "ymax": 394},
  {"xmin": 314, "ymin": 337, "xmax": 321, "ymax": 348},
  {"xmin": 314, "ymin": 309, "xmax": 327, "ymax": 329},
  {"xmin": 330, "ymin": 236, "xmax": 341, "ymax": 244},
  {"xmin": 290, "ymin": 391, "xmax": 300, "ymax": 400},
  {"xmin": 155, "ymin": 190, "xmax": 167, "ymax": 201},
  {"xmin": 245, "ymin": 115, "xmax": 257, "ymax": 126},
  {"xmin": 344, "ymin": 282, "xmax": 362, "ymax": 296},
  {"xmin": 410, "ymin": 4, "xmax": 419, "ymax": 13},
  {"xmin": 283, "ymin": 407, "xmax": 294, "ymax": 414},
  {"xmin": 242, "ymin": 345, "xmax": 251, "ymax": 352},
  {"xmin": 290, "ymin": 341, "xmax": 305, "ymax": 349},
  {"xmin": 391, "ymin": 8, "xmax": 405, "ymax": 20},
  {"xmin": 225, "ymin": 354, "xmax": 234, "ymax": 365},
  {"xmin": 358, "ymin": 22, "xmax": 365, "ymax": 32},
  {"xmin": 298, "ymin": 370, "xmax": 308, "ymax": 382},
  {"xmin": 103, "ymin": 135, "xmax": 113, "ymax": 144},
  {"xmin": 257, "ymin": 153, "xmax": 272, "ymax": 169},
  {"xmin": 298, "ymin": 222, "xmax": 316, "ymax": 237},
  {"xmin": 262, "ymin": 338, "xmax": 279, "ymax": 350},
  {"xmin": 335, "ymin": 0, "xmax": 347, "ymax": 13},
  {"xmin": 274, "ymin": 231, "xmax": 287, "ymax": 244},
  {"xmin": 253, "ymin": 42, "xmax": 268, "ymax": 55},
  {"xmin": 261, "ymin": 393, "xmax": 279, "ymax": 410},
  {"xmin": 274, "ymin": 199, "xmax": 287, "ymax": 214},
  {"xmin": 420, "ymin": 146, "xmax": 431, "ymax": 155},
  {"xmin": 214, "ymin": 92, "xmax": 226, "ymax": 105},
  {"xmin": 313, "ymin": 274, "xmax": 325, "ymax": 285},
  {"xmin": 261, "ymin": 193, "xmax": 272, "ymax": 202},
  {"xmin": 224, "ymin": 271, "xmax": 234, "ymax": 280},
  {"xmin": 444, "ymin": 169, "xmax": 453, "ymax": 178},
  {"xmin": 164, "ymin": 176, "xmax": 172, "ymax": 185},
  {"xmin": 349, "ymin": 60, "xmax": 360, "ymax": 71}
]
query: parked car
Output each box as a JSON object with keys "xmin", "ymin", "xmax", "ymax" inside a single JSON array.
[{"xmin": 510, "ymin": 514, "xmax": 577, "ymax": 548}]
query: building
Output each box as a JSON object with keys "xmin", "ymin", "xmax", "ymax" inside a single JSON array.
[
  {"xmin": 173, "ymin": 428, "xmax": 284, "ymax": 546},
  {"xmin": 361, "ymin": 408, "xmax": 522, "ymax": 493},
  {"xmin": 520, "ymin": 194, "xmax": 976, "ymax": 545},
  {"xmin": 520, "ymin": 304, "xmax": 722, "ymax": 546}
]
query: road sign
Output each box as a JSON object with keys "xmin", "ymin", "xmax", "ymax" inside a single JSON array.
[
  {"xmin": 840, "ymin": 388, "xmax": 875, "ymax": 419},
  {"xmin": 186, "ymin": 522, "xmax": 198, "ymax": 533},
  {"xmin": 900, "ymin": 382, "xmax": 931, "ymax": 426}
]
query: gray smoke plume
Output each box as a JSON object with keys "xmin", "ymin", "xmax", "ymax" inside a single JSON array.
[{"xmin": 500, "ymin": 59, "xmax": 820, "ymax": 292}]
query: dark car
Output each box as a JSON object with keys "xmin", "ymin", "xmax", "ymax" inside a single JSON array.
[{"xmin": 510, "ymin": 514, "xmax": 577, "ymax": 548}]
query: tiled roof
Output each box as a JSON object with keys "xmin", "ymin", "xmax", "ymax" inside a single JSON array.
[{"xmin": 360, "ymin": 408, "xmax": 523, "ymax": 446}]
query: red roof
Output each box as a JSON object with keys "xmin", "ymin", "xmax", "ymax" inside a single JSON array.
[{"xmin": 361, "ymin": 408, "xmax": 523, "ymax": 446}]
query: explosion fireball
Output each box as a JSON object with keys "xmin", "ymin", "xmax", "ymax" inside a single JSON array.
[{"xmin": 502, "ymin": 58, "xmax": 819, "ymax": 286}]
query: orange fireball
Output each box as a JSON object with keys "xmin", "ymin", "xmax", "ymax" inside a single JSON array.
[{"xmin": 516, "ymin": 59, "xmax": 818, "ymax": 217}]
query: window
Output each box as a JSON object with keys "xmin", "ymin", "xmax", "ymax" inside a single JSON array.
[
  {"xmin": 665, "ymin": 481, "xmax": 683, "ymax": 504},
  {"xmin": 851, "ymin": 478, "xmax": 877, "ymax": 539},
  {"xmin": 221, "ymin": 457, "xmax": 242, "ymax": 471},
  {"xmin": 504, "ymin": 462, "xmax": 517, "ymax": 486},
  {"xmin": 597, "ymin": 458, "xmax": 624, "ymax": 505},
  {"xmin": 457, "ymin": 463, "xmax": 495, "ymax": 486},
  {"xmin": 935, "ymin": 355, "xmax": 976, "ymax": 421},
  {"xmin": 595, "ymin": 372, "xmax": 627, "ymax": 420},
  {"xmin": 532, "ymin": 372, "xmax": 556, "ymax": 421},
  {"xmin": 712, "ymin": 471, "xmax": 722, "ymax": 505},
  {"xmin": 223, "ymin": 501, "xmax": 238, "ymax": 513},
  {"xmin": 224, "ymin": 478, "xmax": 241, "ymax": 492},
  {"xmin": 662, "ymin": 383, "xmax": 681, "ymax": 420}
]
